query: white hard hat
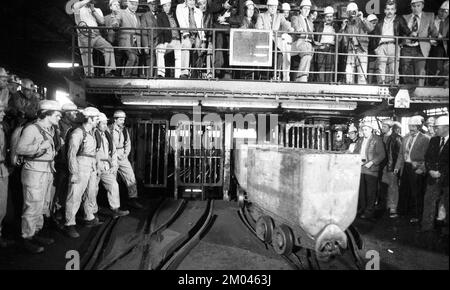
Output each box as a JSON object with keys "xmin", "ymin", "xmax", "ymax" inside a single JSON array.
[
  {"xmin": 0, "ymin": 67, "xmax": 8, "ymax": 77},
  {"xmin": 82, "ymin": 107, "xmax": 100, "ymax": 117},
  {"xmin": 367, "ymin": 14, "xmax": 378, "ymax": 22},
  {"xmin": 324, "ymin": 6, "xmax": 334, "ymax": 15},
  {"xmin": 347, "ymin": 2, "xmax": 358, "ymax": 11},
  {"xmin": 61, "ymin": 103, "xmax": 78, "ymax": 112},
  {"xmin": 382, "ymin": 119, "xmax": 394, "ymax": 127},
  {"xmin": 281, "ymin": 2, "xmax": 290, "ymax": 10},
  {"xmin": 21, "ymin": 78, "xmax": 34, "ymax": 90},
  {"xmin": 160, "ymin": 0, "xmax": 171, "ymax": 5},
  {"xmin": 411, "ymin": 0, "xmax": 424, "ymax": 4},
  {"xmin": 426, "ymin": 116, "xmax": 436, "ymax": 125},
  {"xmin": 244, "ymin": 0, "xmax": 254, "ymax": 7},
  {"xmin": 98, "ymin": 113, "xmax": 108, "ymax": 123},
  {"xmin": 441, "ymin": 0, "xmax": 449, "ymax": 10},
  {"xmin": 39, "ymin": 100, "xmax": 61, "ymax": 111},
  {"xmin": 348, "ymin": 124, "xmax": 358, "ymax": 133},
  {"xmin": 361, "ymin": 122, "xmax": 374, "ymax": 129},
  {"xmin": 299, "ymin": 0, "xmax": 312, "ymax": 7},
  {"xmin": 113, "ymin": 110, "xmax": 127, "ymax": 118},
  {"xmin": 435, "ymin": 115, "xmax": 449, "ymax": 126},
  {"xmin": 408, "ymin": 115, "xmax": 424, "ymax": 126},
  {"xmin": 147, "ymin": 0, "xmax": 156, "ymax": 2},
  {"xmin": 109, "ymin": 0, "xmax": 120, "ymax": 5},
  {"xmin": 267, "ymin": 0, "xmax": 278, "ymax": 6}
]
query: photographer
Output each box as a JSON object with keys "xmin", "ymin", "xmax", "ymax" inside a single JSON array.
[
  {"xmin": 73, "ymin": 0, "xmax": 117, "ymax": 77},
  {"xmin": 339, "ymin": 2, "xmax": 375, "ymax": 85}
]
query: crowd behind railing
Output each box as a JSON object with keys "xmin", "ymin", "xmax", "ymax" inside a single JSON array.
[{"xmin": 73, "ymin": 0, "xmax": 449, "ymax": 87}]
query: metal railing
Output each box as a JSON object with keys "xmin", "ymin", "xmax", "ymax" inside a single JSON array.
[{"xmin": 72, "ymin": 25, "xmax": 449, "ymax": 86}]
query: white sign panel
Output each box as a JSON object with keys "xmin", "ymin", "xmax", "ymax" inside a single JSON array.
[{"xmin": 229, "ymin": 29, "xmax": 273, "ymax": 67}]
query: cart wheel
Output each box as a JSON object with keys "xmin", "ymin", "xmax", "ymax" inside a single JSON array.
[
  {"xmin": 255, "ymin": 216, "xmax": 274, "ymax": 243},
  {"xmin": 237, "ymin": 189, "xmax": 245, "ymax": 208},
  {"xmin": 272, "ymin": 224, "xmax": 294, "ymax": 255}
]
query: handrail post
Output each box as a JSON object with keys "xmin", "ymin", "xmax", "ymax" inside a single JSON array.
[
  {"xmin": 150, "ymin": 27, "xmax": 154, "ymax": 78},
  {"xmin": 274, "ymin": 30, "xmax": 278, "ymax": 80},
  {"xmin": 88, "ymin": 28, "xmax": 92, "ymax": 77},
  {"xmin": 394, "ymin": 36, "xmax": 399, "ymax": 85},
  {"xmin": 212, "ymin": 30, "xmax": 216, "ymax": 79},
  {"xmin": 334, "ymin": 33, "xmax": 339, "ymax": 83}
]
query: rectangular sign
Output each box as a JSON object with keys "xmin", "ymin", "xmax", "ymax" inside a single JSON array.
[{"xmin": 229, "ymin": 29, "xmax": 273, "ymax": 67}]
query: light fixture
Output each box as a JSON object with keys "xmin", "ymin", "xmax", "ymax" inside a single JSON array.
[
  {"xmin": 48, "ymin": 62, "xmax": 80, "ymax": 69},
  {"xmin": 281, "ymin": 101, "xmax": 357, "ymax": 111},
  {"xmin": 201, "ymin": 99, "xmax": 278, "ymax": 108}
]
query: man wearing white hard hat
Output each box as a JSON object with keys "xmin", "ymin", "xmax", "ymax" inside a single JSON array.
[
  {"xmin": 0, "ymin": 105, "xmax": 15, "ymax": 248},
  {"xmin": 255, "ymin": 0, "xmax": 294, "ymax": 81},
  {"xmin": 314, "ymin": 6, "xmax": 339, "ymax": 83},
  {"xmin": 401, "ymin": 0, "xmax": 438, "ymax": 87},
  {"xmin": 427, "ymin": 1, "xmax": 449, "ymax": 86},
  {"xmin": 346, "ymin": 123, "xmax": 359, "ymax": 153},
  {"xmin": 380, "ymin": 119, "xmax": 403, "ymax": 218},
  {"xmin": 53, "ymin": 102, "xmax": 80, "ymax": 223},
  {"xmin": 110, "ymin": 110, "xmax": 143, "ymax": 209},
  {"xmin": 72, "ymin": 0, "xmax": 117, "ymax": 77},
  {"xmin": 16, "ymin": 100, "xmax": 62, "ymax": 253},
  {"xmin": 64, "ymin": 107, "xmax": 102, "ymax": 238},
  {"xmin": 95, "ymin": 113, "xmax": 129, "ymax": 218},
  {"xmin": 395, "ymin": 115, "xmax": 430, "ymax": 223},
  {"xmin": 339, "ymin": 2, "xmax": 375, "ymax": 85},
  {"xmin": 354, "ymin": 122, "xmax": 386, "ymax": 219},
  {"xmin": 290, "ymin": 0, "xmax": 315, "ymax": 82},
  {"xmin": 421, "ymin": 115, "xmax": 448, "ymax": 235},
  {"xmin": 372, "ymin": 1, "xmax": 411, "ymax": 85}
]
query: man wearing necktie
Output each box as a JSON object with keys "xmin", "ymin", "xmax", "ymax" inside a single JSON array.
[
  {"xmin": 354, "ymin": 123, "xmax": 386, "ymax": 220},
  {"xmin": 141, "ymin": 0, "xmax": 159, "ymax": 77},
  {"xmin": 400, "ymin": 0, "xmax": 439, "ymax": 87},
  {"xmin": 395, "ymin": 115, "xmax": 430, "ymax": 223},
  {"xmin": 176, "ymin": 0, "xmax": 206, "ymax": 78},
  {"xmin": 427, "ymin": 1, "xmax": 449, "ymax": 86},
  {"xmin": 115, "ymin": 0, "xmax": 142, "ymax": 77},
  {"xmin": 421, "ymin": 115, "xmax": 449, "ymax": 236},
  {"xmin": 290, "ymin": 0, "xmax": 315, "ymax": 82}
]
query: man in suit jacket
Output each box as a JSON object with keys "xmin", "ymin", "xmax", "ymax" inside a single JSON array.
[
  {"xmin": 176, "ymin": 0, "xmax": 206, "ymax": 78},
  {"xmin": 373, "ymin": 1, "xmax": 412, "ymax": 85},
  {"xmin": 290, "ymin": 0, "xmax": 314, "ymax": 82},
  {"xmin": 115, "ymin": 0, "xmax": 142, "ymax": 77},
  {"xmin": 156, "ymin": 0, "xmax": 182, "ymax": 78},
  {"xmin": 141, "ymin": 0, "xmax": 159, "ymax": 77},
  {"xmin": 313, "ymin": 6, "xmax": 340, "ymax": 83},
  {"xmin": 427, "ymin": 1, "xmax": 449, "ymax": 86},
  {"xmin": 354, "ymin": 123, "xmax": 386, "ymax": 219},
  {"xmin": 401, "ymin": 0, "xmax": 439, "ymax": 86},
  {"xmin": 395, "ymin": 115, "xmax": 430, "ymax": 222},
  {"xmin": 421, "ymin": 115, "xmax": 449, "ymax": 235}
]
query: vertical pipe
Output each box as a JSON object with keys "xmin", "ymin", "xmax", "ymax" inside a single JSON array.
[
  {"xmin": 394, "ymin": 36, "xmax": 399, "ymax": 85},
  {"xmin": 212, "ymin": 30, "xmax": 216, "ymax": 79},
  {"xmin": 149, "ymin": 123, "xmax": 154, "ymax": 184},
  {"xmin": 334, "ymin": 34, "xmax": 339, "ymax": 83},
  {"xmin": 144, "ymin": 123, "xmax": 148, "ymax": 184},
  {"xmin": 306, "ymin": 128, "xmax": 310, "ymax": 149},
  {"xmin": 88, "ymin": 28, "xmax": 92, "ymax": 77},
  {"xmin": 274, "ymin": 31, "xmax": 278, "ymax": 79},
  {"xmin": 150, "ymin": 28, "xmax": 154, "ymax": 78},
  {"xmin": 156, "ymin": 123, "xmax": 161, "ymax": 185},
  {"xmin": 174, "ymin": 129, "xmax": 179, "ymax": 200}
]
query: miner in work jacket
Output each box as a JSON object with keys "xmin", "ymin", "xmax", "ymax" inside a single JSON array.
[
  {"xmin": 16, "ymin": 100, "xmax": 61, "ymax": 254},
  {"xmin": 95, "ymin": 113, "xmax": 129, "ymax": 218},
  {"xmin": 110, "ymin": 110, "xmax": 143, "ymax": 209},
  {"xmin": 64, "ymin": 107, "xmax": 102, "ymax": 239}
]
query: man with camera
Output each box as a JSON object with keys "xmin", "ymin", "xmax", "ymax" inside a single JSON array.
[
  {"xmin": 339, "ymin": 2, "xmax": 375, "ymax": 85},
  {"xmin": 73, "ymin": 0, "xmax": 117, "ymax": 77}
]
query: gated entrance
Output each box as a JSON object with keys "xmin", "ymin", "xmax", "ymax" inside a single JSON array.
[{"xmin": 174, "ymin": 122, "xmax": 224, "ymax": 199}]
